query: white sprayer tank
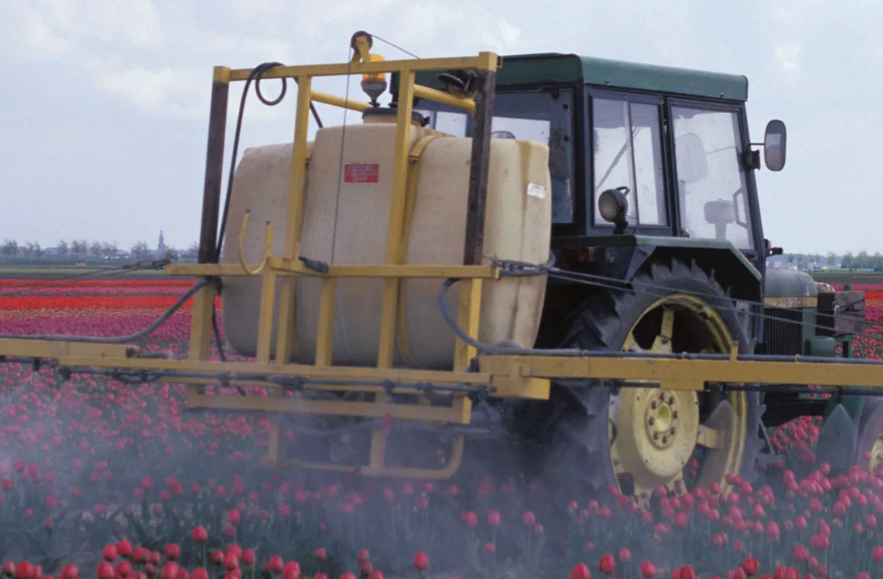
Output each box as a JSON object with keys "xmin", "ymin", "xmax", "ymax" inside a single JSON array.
[{"xmin": 220, "ymin": 112, "xmax": 552, "ymax": 370}]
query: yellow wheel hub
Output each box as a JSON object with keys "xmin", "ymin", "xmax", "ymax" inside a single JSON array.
[
  {"xmin": 644, "ymin": 390, "xmax": 691, "ymax": 450},
  {"xmin": 609, "ymin": 295, "xmax": 749, "ymax": 499}
]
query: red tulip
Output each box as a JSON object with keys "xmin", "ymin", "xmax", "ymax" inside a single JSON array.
[
  {"xmin": 283, "ymin": 563, "xmax": 300, "ymax": 579},
  {"xmin": 674, "ymin": 512, "xmax": 688, "ymax": 528},
  {"xmin": 618, "ymin": 549, "xmax": 631, "ymax": 563},
  {"xmin": 599, "ymin": 555, "xmax": 615, "ymax": 575},
  {"xmin": 115, "ymin": 540, "xmax": 132, "ymax": 559},
  {"xmin": 164, "ymin": 544, "xmax": 180, "ymax": 561},
  {"xmin": 369, "ymin": 573, "xmax": 384, "ymax": 579},
  {"xmin": 241, "ymin": 550, "xmax": 256, "ymax": 566},
  {"xmin": 340, "ymin": 573, "xmax": 355, "ymax": 579},
  {"xmin": 522, "ymin": 511, "xmax": 536, "ymax": 526},
  {"xmin": 95, "ymin": 564, "xmax": 114, "ymax": 579},
  {"xmin": 160, "ymin": 563, "xmax": 179, "ymax": 579},
  {"xmin": 191, "ymin": 526, "xmax": 208, "ymax": 543},
  {"xmin": 640, "ymin": 562, "xmax": 655, "ymax": 578},
  {"xmin": 571, "ymin": 563, "xmax": 591, "ymax": 579},
  {"xmin": 210, "ymin": 551, "xmax": 225, "ymax": 566},
  {"xmin": 483, "ymin": 543, "xmax": 495, "ymax": 555},
  {"xmin": 413, "ymin": 552, "xmax": 428, "ymax": 571},
  {"xmin": 873, "ymin": 546, "xmax": 883, "ymax": 564},
  {"xmin": 680, "ymin": 566, "xmax": 696, "ymax": 579},
  {"xmin": 192, "ymin": 570, "xmax": 208, "ymax": 579},
  {"xmin": 228, "ymin": 509, "xmax": 241, "ymax": 526},
  {"xmin": 464, "ymin": 512, "xmax": 478, "ymax": 527},
  {"xmin": 315, "ymin": 548, "xmax": 327, "ymax": 562},
  {"xmin": 488, "ymin": 510, "xmax": 501, "ymax": 527},
  {"xmin": 742, "ymin": 557, "xmax": 759, "ymax": 577},
  {"xmin": 357, "ymin": 550, "xmax": 369, "ymax": 563}
]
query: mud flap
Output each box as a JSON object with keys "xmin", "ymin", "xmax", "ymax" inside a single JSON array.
[
  {"xmin": 823, "ymin": 393, "xmax": 865, "ymax": 424},
  {"xmin": 817, "ymin": 404, "xmax": 859, "ymax": 473},
  {"xmin": 696, "ymin": 400, "xmax": 735, "ymax": 490}
]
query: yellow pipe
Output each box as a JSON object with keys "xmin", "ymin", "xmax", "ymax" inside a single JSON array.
[
  {"xmin": 228, "ymin": 53, "xmax": 500, "ymax": 81},
  {"xmin": 311, "ymin": 90, "xmax": 371, "ymax": 112},
  {"xmin": 413, "ymin": 85, "xmax": 476, "ymax": 115},
  {"xmin": 238, "ymin": 210, "xmax": 273, "ymax": 275}
]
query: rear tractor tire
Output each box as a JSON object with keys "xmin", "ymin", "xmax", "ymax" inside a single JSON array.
[{"xmin": 551, "ymin": 258, "xmax": 764, "ymax": 501}]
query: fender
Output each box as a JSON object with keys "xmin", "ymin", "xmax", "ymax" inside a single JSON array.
[{"xmin": 554, "ymin": 234, "xmax": 763, "ymax": 303}]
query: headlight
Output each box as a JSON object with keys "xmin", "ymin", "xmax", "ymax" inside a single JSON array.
[{"xmin": 598, "ymin": 188, "xmax": 629, "ymax": 225}]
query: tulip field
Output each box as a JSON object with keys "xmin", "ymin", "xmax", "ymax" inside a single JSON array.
[{"xmin": 2, "ymin": 276, "xmax": 883, "ymax": 579}]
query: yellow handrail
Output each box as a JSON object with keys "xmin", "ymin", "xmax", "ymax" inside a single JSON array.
[{"xmin": 237, "ymin": 210, "xmax": 273, "ymax": 275}]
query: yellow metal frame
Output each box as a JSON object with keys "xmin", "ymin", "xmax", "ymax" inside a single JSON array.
[
  {"xmin": 174, "ymin": 47, "xmax": 500, "ymax": 478},
  {"xmin": 6, "ymin": 42, "xmax": 883, "ymax": 482}
]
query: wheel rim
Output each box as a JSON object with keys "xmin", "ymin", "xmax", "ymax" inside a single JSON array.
[
  {"xmin": 870, "ymin": 434, "xmax": 883, "ymax": 471},
  {"xmin": 609, "ymin": 294, "xmax": 749, "ymax": 499}
]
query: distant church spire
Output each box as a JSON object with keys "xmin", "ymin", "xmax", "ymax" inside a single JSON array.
[{"xmin": 158, "ymin": 230, "xmax": 167, "ymax": 252}]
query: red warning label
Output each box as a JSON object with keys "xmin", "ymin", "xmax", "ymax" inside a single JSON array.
[{"xmin": 344, "ymin": 163, "xmax": 379, "ymax": 184}]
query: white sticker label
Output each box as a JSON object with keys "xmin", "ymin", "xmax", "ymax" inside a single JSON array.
[{"xmin": 527, "ymin": 182, "xmax": 547, "ymax": 199}]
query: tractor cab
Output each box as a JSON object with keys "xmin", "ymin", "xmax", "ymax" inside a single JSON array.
[{"xmin": 412, "ymin": 53, "xmax": 787, "ymax": 272}]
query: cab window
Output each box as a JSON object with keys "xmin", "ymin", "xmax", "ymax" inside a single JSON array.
[
  {"xmin": 592, "ymin": 97, "xmax": 667, "ymax": 228},
  {"xmin": 671, "ymin": 107, "xmax": 753, "ymax": 250},
  {"xmin": 417, "ymin": 89, "xmax": 575, "ymax": 224}
]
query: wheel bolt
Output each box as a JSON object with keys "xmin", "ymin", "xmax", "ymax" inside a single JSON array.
[
  {"xmin": 672, "ymin": 411, "xmax": 679, "ymax": 419},
  {"xmin": 659, "ymin": 392, "xmax": 666, "ymax": 401},
  {"xmin": 662, "ymin": 436, "xmax": 669, "ymax": 444},
  {"xmin": 653, "ymin": 432, "xmax": 660, "ymax": 440},
  {"xmin": 648, "ymin": 417, "xmax": 655, "ymax": 426},
  {"xmin": 670, "ymin": 427, "xmax": 677, "ymax": 435},
  {"xmin": 651, "ymin": 401, "xmax": 658, "ymax": 409},
  {"xmin": 668, "ymin": 396, "xmax": 675, "ymax": 405}
]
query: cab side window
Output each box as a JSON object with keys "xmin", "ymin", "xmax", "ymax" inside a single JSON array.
[{"xmin": 592, "ymin": 97, "xmax": 667, "ymax": 227}]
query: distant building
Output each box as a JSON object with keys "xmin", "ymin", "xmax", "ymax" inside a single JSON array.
[{"xmin": 157, "ymin": 230, "xmax": 167, "ymax": 253}]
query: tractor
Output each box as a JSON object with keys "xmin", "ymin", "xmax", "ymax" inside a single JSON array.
[
  {"xmin": 407, "ymin": 51, "xmax": 867, "ymax": 494},
  {"xmin": 2, "ymin": 33, "xmax": 875, "ymax": 502}
]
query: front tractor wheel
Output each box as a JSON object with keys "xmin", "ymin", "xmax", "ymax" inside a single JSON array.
[{"xmin": 554, "ymin": 258, "xmax": 764, "ymax": 501}]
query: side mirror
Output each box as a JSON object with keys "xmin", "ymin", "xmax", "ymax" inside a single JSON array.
[
  {"xmin": 764, "ymin": 238, "xmax": 784, "ymax": 256},
  {"xmin": 764, "ymin": 120, "xmax": 787, "ymax": 171}
]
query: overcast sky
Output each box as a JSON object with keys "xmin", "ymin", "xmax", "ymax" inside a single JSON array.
[{"xmin": 1, "ymin": 0, "xmax": 880, "ymax": 254}]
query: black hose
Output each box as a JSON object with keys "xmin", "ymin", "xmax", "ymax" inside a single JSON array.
[
  {"xmin": 214, "ymin": 63, "xmax": 323, "ymax": 260},
  {"xmin": 211, "ymin": 307, "xmax": 227, "ymax": 362},
  {"xmin": 0, "ymin": 280, "xmax": 209, "ymax": 344},
  {"xmin": 437, "ymin": 279, "xmax": 583, "ymax": 357}
]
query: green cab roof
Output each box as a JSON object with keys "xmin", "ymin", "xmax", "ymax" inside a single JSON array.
[
  {"xmin": 498, "ymin": 54, "xmax": 748, "ymax": 101},
  {"xmin": 414, "ymin": 53, "xmax": 749, "ymax": 102}
]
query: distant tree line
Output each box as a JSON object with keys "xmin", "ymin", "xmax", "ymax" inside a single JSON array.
[
  {"xmin": 775, "ymin": 251, "xmax": 883, "ymax": 271},
  {"xmin": 0, "ymin": 239, "xmax": 199, "ymax": 265}
]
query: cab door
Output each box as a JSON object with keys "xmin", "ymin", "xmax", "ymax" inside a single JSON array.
[{"xmin": 586, "ymin": 89, "xmax": 672, "ymax": 236}]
